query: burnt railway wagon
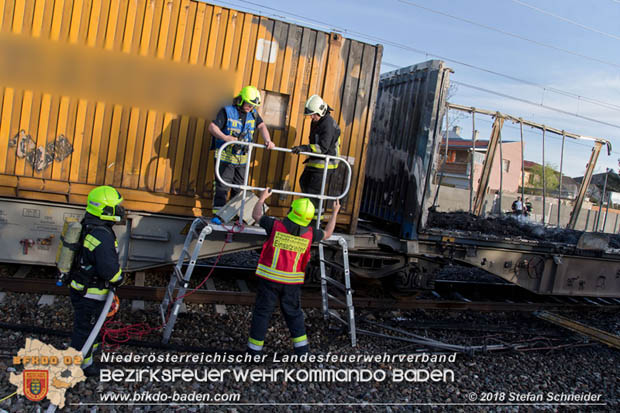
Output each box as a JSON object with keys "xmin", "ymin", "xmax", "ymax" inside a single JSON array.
[
  {"xmin": 358, "ymin": 61, "xmax": 620, "ymax": 298},
  {"xmin": 0, "ymin": 0, "xmax": 381, "ymax": 269}
]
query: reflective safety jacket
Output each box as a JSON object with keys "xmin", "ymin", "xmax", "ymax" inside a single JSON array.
[
  {"xmin": 307, "ymin": 113, "xmax": 340, "ymax": 169},
  {"xmin": 70, "ymin": 216, "xmax": 122, "ymax": 301},
  {"xmin": 215, "ymin": 105, "xmax": 256, "ymax": 165},
  {"xmin": 256, "ymin": 220, "xmax": 313, "ymax": 284}
]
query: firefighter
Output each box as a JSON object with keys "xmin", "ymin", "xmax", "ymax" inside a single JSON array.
[
  {"xmin": 208, "ymin": 85, "xmax": 275, "ymax": 223},
  {"xmin": 291, "ymin": 95, "xmax": 341, "ymax": 213},
  {"xmin": 69, "ymin": 185, "xmax": 124, "ymax": 376},
  {"xmin": 247, "ymin": 188, "xmax": 340, "ymax": 356}
]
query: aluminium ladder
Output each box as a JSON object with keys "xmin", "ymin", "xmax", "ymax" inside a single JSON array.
[
  {"xmin": 319, "ymin": 237, "xmax": 356, "ymax": 347},
  {"xmin": 161, "ymin": 217, "xmax": 212, "ymax": 344}
]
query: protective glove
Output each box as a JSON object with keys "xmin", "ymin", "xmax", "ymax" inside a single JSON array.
[
  {"xmin": 291, "ymin": 145, "xmax": 311, "ymax": 154},
  {"xmin": 109, "ymin": 276, "xmax": 124, "ymax": 288}
]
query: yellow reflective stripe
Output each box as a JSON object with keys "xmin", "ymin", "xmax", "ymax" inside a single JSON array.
[
  {"xmin": 83, "ymin": 234, "xmax": 101, "ymax": 251},
  {"xmin": 256, "ymin": 266, "xmax": 304, "ymax": 284},
  {"xmin": 292, "ymin": 335, "xmax": 307, "ymax": 343},
  {"xmin": 309, "ymin": 144, "xmax": 321, "ymax": 153},
  {"xmin": 71, "ymin": 280, "xmax": 84, "ymax": 291},
  {"xmin": 110, "ymin": 268, "xmax": 122, "ymax": 282},
  {"xmin": 257, "ymin": 264, "xmax": 304, "ymax": 278},
  {"xmin": 248, "ymin": 337, "xmax": 264, "ymax": 346},
  {"xmin": 216, "ymin": 146, "xmax": 248, "ymax": 164},
  {"xmin": 292, "ymin": 252, "xmax": 301, "ymax": 273},
  {"xmin": 271, "ymin": 248, "xmax": 280, "ymax": 269},
  {"xmin": 255, "ymin": 272, "xmax": 304, "ymax": 284},
  {"xmin": 307, "ymin": 161, "xmax": 339, "ymax": 169},
  {"xmin": 86, "ymin": 287, "xmax": 107, "ymax": 295},
  {"xmin": 71, "ymin": 281, "xmax": 109, "ymax": 298}
]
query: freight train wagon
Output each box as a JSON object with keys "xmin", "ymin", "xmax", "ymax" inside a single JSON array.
[
  {"xmin": 0, "ymin": 0, "xmax": 381, "ymax": 270},
  {"xmin": 359, "ymin": 61, "xmax": 620, "ymax": 298}
]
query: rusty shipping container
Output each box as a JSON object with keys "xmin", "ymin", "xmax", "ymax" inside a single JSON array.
[
  {"xmin": 361, "ymin": 60, "xmax": 450, "ymax": 239},
  {"xmin": 0, "ymin": 0, "xmax": 382, "ymax": 232}
]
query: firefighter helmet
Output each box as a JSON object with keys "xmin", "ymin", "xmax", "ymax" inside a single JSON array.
[
  {"xmin": 288, "ymin": 198, "xmax": 315, "ymax": 227},
  {"xmin": 236, "ymin": 85, "xmax": 261, "ymax": 107},
  {"xmin": 86, "ymin": 186, "xmax": 125, "ymax": 222},
  {"xmin": 304, "ymin": 94, "xmax": 328, "ymax": 117}
]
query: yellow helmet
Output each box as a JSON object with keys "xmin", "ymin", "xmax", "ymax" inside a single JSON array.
[
  {"xmin": 236, "ymin": 85, "xmax": 261, "ymax": 107},
  {"xmin": 288, "ymin": 198, "xmax": 315, "ymax": 227},
  {"xmin": 86, "ymin": 186, "xmax": 125, "ymax": 222}
]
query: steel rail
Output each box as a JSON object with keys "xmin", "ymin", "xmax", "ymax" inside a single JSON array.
[{"xmin": 2, "ymin": 278, "xmax": 618, "ymax": 312}]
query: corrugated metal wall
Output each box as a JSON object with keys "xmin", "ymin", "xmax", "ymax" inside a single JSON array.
[
  {"xmin": 361, "ymin": 60, "xmax": 450, "ymax": 239},
  {"xmin": 0, "ymin": 0, "xmax": 382, "ymax": 232}
]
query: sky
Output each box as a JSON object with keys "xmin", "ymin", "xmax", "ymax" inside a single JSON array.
[{"xmin": 210, "ymin": 0, "xmax": 620, "ymax": 179}]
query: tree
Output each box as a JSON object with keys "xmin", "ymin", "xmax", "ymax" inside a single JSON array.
[{"xmin": 527, "ymin": 163, "xmax": 560, "ymax": 191}]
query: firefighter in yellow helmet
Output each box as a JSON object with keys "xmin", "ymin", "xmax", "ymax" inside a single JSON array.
[
  {"xmin": 247, "ymin": 188, "xmax": 340, "ymax": 356},
  {"xmin": 291, "ymin": 94, "xmax": 341, "ymax": 211},
  {"xmin": 69, "ymin": 186, "xmax": 124, "ymax": 376},
  {"xmin": 208, "ymin": 86, "xmax": 275, "ymax": 223}
]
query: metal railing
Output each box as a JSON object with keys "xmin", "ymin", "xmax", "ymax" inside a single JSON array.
[{"xmin": 215, "ymin": 141, "xmax": 352, "ymax": 228}]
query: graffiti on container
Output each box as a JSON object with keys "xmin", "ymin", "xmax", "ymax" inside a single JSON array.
[{"xmin": 8, "ymin": 131, "xmax": 74, "ymax": 172}]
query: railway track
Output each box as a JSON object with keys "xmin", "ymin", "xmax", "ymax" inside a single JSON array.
[{"xmin": 1, "ymin": 275, "xmax": 619, "ymax": 312}]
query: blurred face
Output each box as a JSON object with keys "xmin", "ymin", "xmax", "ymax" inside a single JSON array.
[
  {"xmin": 241, "ymin": 102, "xmax": 254, "ymax": 113},
  {"xmin": 310, "ymin": 113, "xmax": 320, "ymax": 122}
]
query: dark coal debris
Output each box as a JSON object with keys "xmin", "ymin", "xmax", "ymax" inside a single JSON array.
[{"xmin": 427, "ymin": 210, "xmax": 620, "ymax": 247}]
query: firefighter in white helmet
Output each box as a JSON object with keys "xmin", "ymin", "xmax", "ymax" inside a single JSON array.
[{"xmin": 291, "ymin": 95, "xmax": 341, "ymax": 212}]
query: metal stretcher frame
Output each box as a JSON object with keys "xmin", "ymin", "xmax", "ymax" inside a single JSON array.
[{"xmin": 215, "ymin": 141, "xmax": 353, "ymax": 229}]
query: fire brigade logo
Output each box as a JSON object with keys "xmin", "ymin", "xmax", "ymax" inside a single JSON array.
[{"xmin": 23, "ymin": 370, "xmax": 49, "ymax": 402}]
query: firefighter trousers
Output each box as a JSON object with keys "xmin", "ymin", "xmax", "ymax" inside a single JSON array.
[
  {"xmin": 299, "ymin": 167, "xmax": 334, "ymax": 210},
  {"xmin": 248, "ymin": 278, "xmax": 308, "ymax": 354},
  {"xmin": 70, "ymin": 289, "xmax": 105, "ymax": 365},
  {"xmin": 213, "ymin": 162, "xmax": 248, "ymax": 212}
]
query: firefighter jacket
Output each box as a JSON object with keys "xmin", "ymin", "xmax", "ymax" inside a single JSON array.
[
  {"xmin": 306, "ymin": 113, "xmax": 341, "ymax": 169},
  {"xmin": 256, "ymin": 220, "xmax": 313, "ymax": 284},
  {"xmin": 69, "ymin": 214, "xmax": 122, "ymax": 300},
  {"xmin": 214, "ymin": 105, "xmax": 257, "ymax": 165}
]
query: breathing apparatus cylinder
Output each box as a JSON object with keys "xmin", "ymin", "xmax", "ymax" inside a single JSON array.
[{"xmin": 55, "ymin": 219, "xmax": 83, "ymax": 286}]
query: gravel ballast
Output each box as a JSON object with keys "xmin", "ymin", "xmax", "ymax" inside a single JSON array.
[{"xmin": 0, "ymin": 290, "xmax": 617, "ymax": 412}]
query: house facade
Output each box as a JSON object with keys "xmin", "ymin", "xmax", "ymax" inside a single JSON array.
[{"xmin": 439, "ymin": 126, "xmax": 523, "ymax": 193}]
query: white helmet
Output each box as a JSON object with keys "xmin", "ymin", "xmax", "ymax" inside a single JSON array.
[{"xmin": 304, "ymin": 95, "xmax": 328, "ymax": 117}]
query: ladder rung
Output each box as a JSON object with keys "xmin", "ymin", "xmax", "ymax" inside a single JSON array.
[
  {"xmin": 327, "ymin": 293, "xmax": 347, "ymax": 307},
  {"xmin": 159, "ymin": 304, "xmax": 167, "ymax": 324},
  {"xmin": 323, "ymin": 275, "xmax": 346, "ymax": 291},
  {"xmin": 320, "ymin": 259, "xmax": 345, "ymax": 270},
  {"xmin": 328, "ymin": 310, "xmax": 347, "ymax": 325},
  {"xmin": 177, "ymin": 249, "xmax": 189, "ymax": 262},
  {"xmin": 174, "ymin": 266, "xmax": 184, "ymax": 281},
  {"xmin": 166, "ymin": 285, "xmax": 175, "ymax": 300}
]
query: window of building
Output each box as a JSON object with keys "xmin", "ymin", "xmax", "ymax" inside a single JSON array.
[{"xmin": 502, "ymin": 159, "xmax": 510, "ymax": 172}]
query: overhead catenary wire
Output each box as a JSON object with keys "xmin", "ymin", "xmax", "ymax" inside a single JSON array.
[
  {"xmin": 451, "ymin": 80, "xmax": 620, "ymax": 131},
  {"xmin": 454, "ymin": 109, "xmax": 620, "ymax": 160},
  {"xmin": 217, "ymin": 0, "xmax": 620, "ymax": 116},
  {"xmin": 398, "ymin": 0, "xmax": 620, "ymax": 70},
  {"xmin": 510, "ymin": 0, "xmax": 620, "ymax": 42}
]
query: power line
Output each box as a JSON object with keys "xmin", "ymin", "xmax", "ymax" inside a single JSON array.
[
  {"xmin": 510, "ymin": 0, "xmax": 620, "ymax": 41},
  {"xmin": 398, "ymin": 0, "xmax": 620, "ymax": 70},
  {"xmin": 231, "ymin": 0, "xmax": 620, "ymax": 114},
  {"xmin": 452, "ymin": 80, "xmax": 620, "ymax": 131},
  {"xmin": 218, "ymin": 0, "xmax": 620, "ymax": 119}
]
